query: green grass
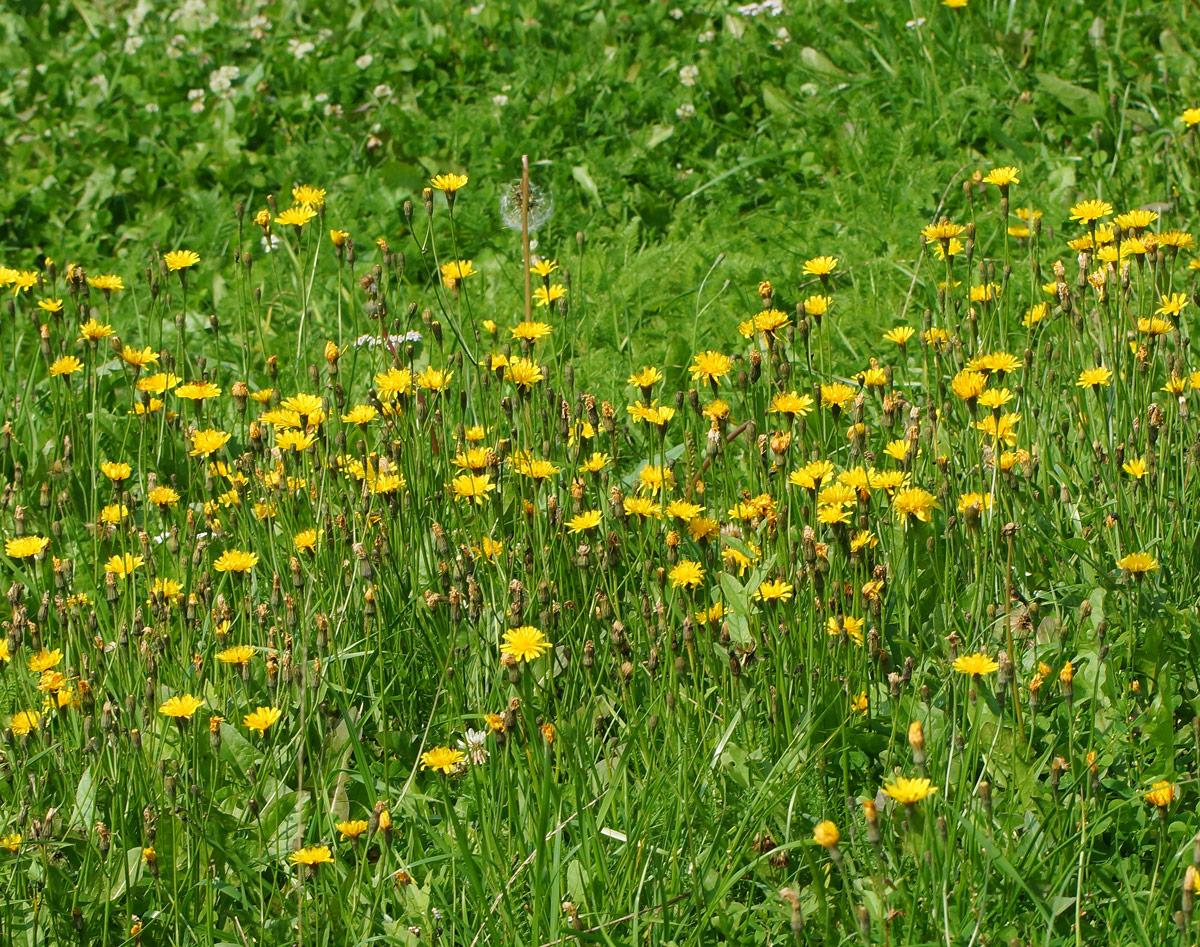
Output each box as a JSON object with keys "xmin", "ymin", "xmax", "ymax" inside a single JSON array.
[{"xmin": 3, "ymin": 1, "xmax": 1200, "ymax": 945}]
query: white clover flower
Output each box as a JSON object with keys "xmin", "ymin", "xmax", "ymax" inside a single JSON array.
[
  {"xmin": 679, "ymin": 65, "xmax": 699, "ymax": 87},
  {"xmin": 355, "ymin": 53, "xmax": 374, "ymax": 69}
]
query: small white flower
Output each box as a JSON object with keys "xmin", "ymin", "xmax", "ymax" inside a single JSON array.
[
  {"xmin": 145, "ymin": 102, "xmax": 159, "ymax": 113},
  {"xmin": 314, "ymin": 92, "xmax": 329, "ymax": 103},
  {"xmin": 675, "ymin": 102, "xmax": 696, "ymax": 119},
  {"xmin": 323, "ymin": 103, "xmax": 343, "ymax": 118},
  {"xmin": 373, "ymin": 83, "xmax": 393, "ymax": 99},
  {"xmin": 669, "ymin": 7, "xmax": 683, "ymax": 19},
  {"xmin": 288, "ymin": 38, "xmax": 316, "ymax": 59},
  {"xmin": 190, "ymin": 97, "xmax": 206, "ymax": 113},
  {"xmin": 468, "ymin": 3, "xmax": 485, "ymax": 13},
  {"xmin": 906, "ymin": 16, "xmax": 926, "ymax": 28},
  {"xmin": 261, "ymin": 233, "xmax": 281, "ymax": 253},
  {"xmin": 187, "ymin": 88, "xmax": 205, "ymax": 101},
  {"xmin": 698, "ymin": 30, "xmax": 714, "ymax": 42},
  {"xmin": 123, "ymin": 35, "xmax": 144, "ymax": 55},
  {"xmin": 679, "ymin": 65, "xmax": 699, "ymax": 87},
  {"xmin": 366, "ymin": 135, "xmax": 382, "ymax": 151},
  {"xmin": 355, "ymin": 53, "xmax": 374, "ymax": 69},
  {"xmin": 458, "ymin": 728, "xmax": 490, "ymax": 766},
  {"xmin": 492, "ymin": 93, "xmax": 509, "ymax": 107}
]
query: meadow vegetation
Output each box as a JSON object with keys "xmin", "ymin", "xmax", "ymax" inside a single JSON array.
[{"xmin": 4, "ymin": 1, "xmax": 1200, "ymax": 945}]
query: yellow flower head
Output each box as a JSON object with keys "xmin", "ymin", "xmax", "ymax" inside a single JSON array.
[
  {"xmin": 163, "ymin": 250, "xmax": 200, "ymax": 271},
  {"xmin": 420, "ymin": 746, "xmax": 466, "ymax": 774},
  {"xmin": 244, "ymin": 706, "xmax": 282, "ymax": 735},
  {"xmin": 276, "ymin": 205, "xmax": 317, "ymax": 228},
  {"xmin": 159, "ymin": 694, "xmax": 205, "ymax": 719},
  {"xmin": 501, "ymin": 625, "xmax": 552, "ymax": 662},
  {"xmin": 6, "ymin": 536, "xmax": 49, "ymax": 559},
  {"xmin": 981, "ymin": 166, "xmax": 1019, "ymax": 188},
  {"xmin": 883, "ymin": 776, "xmax": 938, "ymax": 804},
  {"xmin": 430, "ymin": 173, "xmax": 468, "ymax": 194},
  {"xmin": 952, "ymin": 652, "xmax": 999, "ymax": 676},
  {"xmin": 1069, "ymin": 199, "xmax": 1113, "ymax": 223}
]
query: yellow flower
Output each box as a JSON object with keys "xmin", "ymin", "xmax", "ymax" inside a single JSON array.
[
  {"xmin": 501, "ymin": 625, "xmax": 552, "ymax": 661},
  {"xmin": 0, "ymin": 833, "xmax": 20, "ymax": 853},
  {"xmin": 290, "ymin": 845, "xmax": 334, "ymax": 866},
  {"xmin": 122, "ymin": 345, "xmax": 160, "ymax": 368},
  {"xmin": 294, "ymin": 529, "xmax": 319, "ymax": 553},
  {"xmin": 956, "ymin": 492, "xmax": 991, "ymax": 514},
  {"xmin": 893, "ymin": 486, "xmax": 937, "ymax": 523},
  {"xmin": 802, "ymin": 255, "xmax": 838, "ymax": 276},
  {"xmin": 1077, "ymin": 366, "xmax": 1111, "ymax": 388},
  {"xmin": 982, "ymin": 166, "xmax": 1019, "ymax": 188},
  {"xmin": 6, "ymin": 536, "xmax": 49, "ymax": 559},
  {"xmin": 533, "ymin": 284, "xmax": 567, "ymax": 308},
  {"xmin": 506, "ymin": 357, "xmax": 544, "ymax": 389},
  {"xmin": 79, "ymin": 318, "xmax": 114, "ymax": 341},
  {"xmin": 216, "ymin": 645, "xmax": 257, "ymax": 665},
  {"xmin": 88, "ymin": 274, "xmax": 125, "ymax": 294},
  {"xmin": 243, "ymin": 706, "xmax": 282, "ymax": 735},
  {"xmin": 510, "ymin": 321, "xmax": 553, "ymax": 343},
  {"xmin": 430, "ymin": 173, "xmax": 468, "ymax": 193},
  {"xmin": 101, "ymin": 461, "xmax": 132, "ymax": 481},
  {"xmin": 37, "ymin": 297, "xmax": 63, "ymax": 313},
  {"xmin": 439, "ymin": 259, "xmax": 477, "ymax": 286},
  {"xmin": 921, "ymin": 220, "xmax": 965, "ymax": 242},
  {"xmin": 292, "ymin": 185, "xmax": 326, "ymax": 208},
  {"xmin": 329, "ymin": 229, "xmax": 349, "ymax": 247},
  {"xmin": 214, "ymin": 549, "xmax": 258, "ymax": 573},
  {"xmin": 1137, "ymin": 316, "xmax": 1173, "ymax": 336},
  {"xmin": 1182, "ymin": 108, "xmax": 1200, "ymax": 127},
  {"xmin": 49, "ymin": 355, "xmax": 83, "ymax": 377},
  {"xmin": 579, "ymin": 452, "xmax": 611, "ymax": 474},
  {"xmin": 175, "ymin": 381, "xmax": 221, "ymax": 400},
  {"xmin": 1157, "ymin": 292, "xmax": 1189, "ymax": 317},
  {"xmin": 158, "ymin": 694, "xmax": 205, "ymax": 719},
  {"xmin": 163, "ymin": 250, "xmax": 200, "ymax": 271},
  {"xmin": 1122, "ymin": 458, "xmax": 1146, "ymax": 479},
  {"xmin": 452, "ymin": 473, "xmax": 494, "ymax": 504},
  {"xmin": 9, "ymin": 710, "xmax": 41, "ymax": 736},
  {"xmin": 689, "ymin": 351, "xmax": 732, "ymax": 385},
  {"xmin": 953, "ymin": 653, "xmax": 999, "ymax": 676},
  {"xmin": 883, "ymin": 776, "xmax": 938, "ymax": 804},
  {"xmin": 105, "ymin": 553, "xmax": 145, "ymax": 578},
  {"xmin": 802, "ymin": 295, "xmax": 831, "ymax": 317},
  {"xmin": 190, "ymin": 429, "xmax": 232, "ymax": 457},
  {"xmin": 820, "ymin": 383, "xmax": 855, "ymax": 409},
  {"xmin": 757, "ymin": 579, "xmax": 794, "ymax": 602},
  {"xmin": 812, "ymin": 821, "xmax": 840, "ymax": 847},
  {"xmin": 530, "ymin": 259, "xmax": 558, "ymax": 277},
  {"xmin": 669, "ymin": 560, "xmax": 705, "ymax": 589},
  {"xmin": 275, "ymin": 205, "xmax": 317, "ymax": 228},
  {"xmin": 566, "ymin": 510, "xmax": 602, "ymax": 533},
  {"xmin": 769, "ymin": 391, "xmax": 814, "ymax": 417},
  {"xmin": 337, "ymin": 819, "xmax": 369, "ymax": 840},
  {"xmin": 883, "ymin": 326, "xmax": 915, "ymax": 346},
  {"xmin": 1069, "ymin": 199, "xmax": 1113, "ymax": 223},
  {"xmin": 628, "ymin": 366, "xmax": 663, "ymax": 388},
  {"xmin": 1116, "ymin": 551, "xmax": 1157, "ymax": 575},
  {"xmin": 341, "ymin": 404, "xmax": 378, "ymax": 425},
  {"xmin": 27, "ymin": 649, "xmax": 63, "ymax": 673},
  {"xmin": 1145, "ymin": 780, "xmax": 1176, "ymax": 808},
  {"xmin": 148, "ymin": 486, "xmax": 180, "ymax": 507},
  {"xmin": 420, "ymin": 746, "xmax": 466, "ymax": 773},
  {"xmin": 416, "ymin": 367, "xmax": 453, "ymax": 392}
]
